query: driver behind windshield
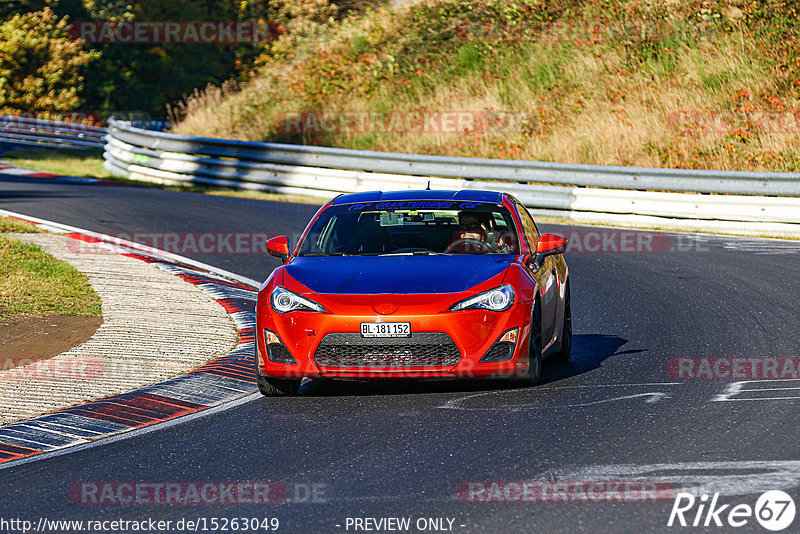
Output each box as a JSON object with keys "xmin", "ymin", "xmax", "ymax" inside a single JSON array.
[
  {"xmin": 447, "ymin": 211, "xmax": 513, "ymax": 254},
  {"xmin": 447, "ymin": 212, "xmax": 491, "ymax": 253},
  {"xmin": 298, "ymin": 205, "xmax": 518, "ymax": 256}
]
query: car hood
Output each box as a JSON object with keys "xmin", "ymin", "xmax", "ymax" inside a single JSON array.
[{"xmin": 284, "ymin": 255, "xmax": 513, "ymax": 295}]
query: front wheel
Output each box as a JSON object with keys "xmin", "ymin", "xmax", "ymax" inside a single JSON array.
[
  {"xmin": 255, "ymin": 347, "xmax": 301, "ymax": 396},
  {"xmin": 525, "ymin": 298, "xmax": 543, "ymax": 386},
  {"xmin": 550, "ymin": 281, "xmax": 572, "ymax": 363},
  {"xmin": 257, "ymin": 375, "xmax": 301, "ymax": 396}
]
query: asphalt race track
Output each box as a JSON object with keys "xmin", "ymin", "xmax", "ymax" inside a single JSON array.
[{"xmin": 2, "ymin": 173, "xmax": 800, "ymax": 533}]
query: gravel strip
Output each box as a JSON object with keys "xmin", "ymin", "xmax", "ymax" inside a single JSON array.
[{"xmin": 0, "ymin": 234, "xmax": 239, "ymax": 425}]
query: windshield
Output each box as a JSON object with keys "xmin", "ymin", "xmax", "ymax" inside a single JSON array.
[{"xmin": 298, "ymin": 200, "xmax": 519, "ymax": 256}]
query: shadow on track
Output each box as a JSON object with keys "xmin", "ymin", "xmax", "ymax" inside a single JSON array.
[
  {"xmin": 0, "ymin": 174, "xmax": 91, "ymax": 201},
  {"xmin": 539, "ymin": 333, "xmax": 646, "ymax": 385},
  {"xmin": 296, "ymin": 334, "xmax": 642, "ymax": 397}
]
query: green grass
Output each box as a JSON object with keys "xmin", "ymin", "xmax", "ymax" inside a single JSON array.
[
  {"xmin": 0, "ymin": 236, "xmax": 102, "ymax": 319},
  {"xmin": 0, "ymin": 217, "xmax": 41, "ymax": 233},
  {"xmin": 349, "ymin": 34, "xmax": 371, "ymax": 56},
  {"xmin": 699, "ymin": 67, "xmax": 730, "ymax": 91},
  {"xmin": 453, "ymin": 43, "xmax": 487, "ymax": 76},
  {"xmin": 194, "ymin": 188, "xmax": 327, "ymax": 205},
  {"xmin": 2, "ymin": 148, "xmax": 110, "ymax": 180}
]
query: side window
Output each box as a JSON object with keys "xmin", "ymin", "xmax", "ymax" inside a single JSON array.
[
  {"xmin": 513, "ymin": 199, "xmax": 540, "ymax": 250},
  {"xmin": 316, "ymin": 215, "xmax": 337, "ymax": 253}
]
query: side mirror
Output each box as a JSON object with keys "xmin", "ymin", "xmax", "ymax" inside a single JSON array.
[
  {"xmin": 266, "ymin": 235, "xmax": 291, "ymax": 262},
  {"xmin": 528, "ymin": 234, "xmax": 567, "ymax": 269},
  {"xmin": 536, "ymin": 234, "xmax": 567, "ymax": 257}
]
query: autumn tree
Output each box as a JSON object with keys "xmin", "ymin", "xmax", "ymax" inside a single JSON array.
[{"xmin": 0, "ymin": 7, "xmax": 98, "ymax": 112}]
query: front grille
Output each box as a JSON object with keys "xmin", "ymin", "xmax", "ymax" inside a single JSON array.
[{"xmin": 314, "ymin": 333, "xmax": 461, "ymax": 368}]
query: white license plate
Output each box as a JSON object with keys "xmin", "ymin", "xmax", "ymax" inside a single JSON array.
[{"xmin": 360, "ymin": 322, "xmax": 411, "ymax": 338}]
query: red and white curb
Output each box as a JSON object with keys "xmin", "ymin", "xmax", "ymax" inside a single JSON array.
[{"xmin": 0, "ymin": 206, "xmax": 260, "ymax": 466}]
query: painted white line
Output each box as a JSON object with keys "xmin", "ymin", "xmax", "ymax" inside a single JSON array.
[
  {"xmin": 712, "ymin": 380, "xmax": 800, "ymax": 402},
  {"xmin": 543, "ymin": 392, "xmax": 668, "ymax": 408},
  {"xmin": 0, "ymin": 392, "xmax": 262, "ymax": 471},
  {"xmin": 716, "ymin": 378, "xmax": 800, "ymax": 384},
  {"xmin": 752, "ymin": 387, "xmax": 800, "ymax": 392},
  {"xmin": 713, "ymin": 396, "xmax": 800, "ymax": 402},
  {"xmin": 440, "ymin": 390, "xmax": 671, "ymax": 411},
  {"xmin": 712, "ymin": 381, "xmax": 747, "ymax": 402},
  {"xmin": 557, "ymin": 460, "xmax": 800, "ymax": 497},
  {"xmin": 438, "ymin": 391, "xmax": 495, "ymax": 410},
  {"xmin": 0, "ymin": 208, "xmax": 261, "ymax": 288},
  {"xmin": 540, "ymin": 382, "xmax": 681, "ymax": 389}
]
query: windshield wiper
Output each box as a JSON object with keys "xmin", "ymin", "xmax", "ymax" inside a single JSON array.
[
  {"xmin": 379, "ymin": 250, "xmax": 444, "ymax": 256},
  {"xmin": 301, "ymin": 252, "xmax": 353, "ymax": 257}
]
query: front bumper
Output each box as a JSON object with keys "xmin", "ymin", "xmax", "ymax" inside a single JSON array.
[{"xmin": 255, "ymin": 297, "xmax": 533, "ymax": 379}]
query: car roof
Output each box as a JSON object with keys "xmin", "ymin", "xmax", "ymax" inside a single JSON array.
[{"xmin": 331, "ymin": 190, "xmax": 504, "ymax": 205}]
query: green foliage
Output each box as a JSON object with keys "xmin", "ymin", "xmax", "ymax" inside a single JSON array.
[
  {"xmin": 0, "ymin": 0, "xmax": 52, "ymax": 19},
  {"xmin": 80, "ymin": 0, "xmax": 248, "ymax": 117},
  {"xmin": 0, "ymin": 0, "xmax": 90, "ymax": 21},
  {"xmin": 0, "ymin": 0, "xmax": 388, "ymax": 118},
  {"xmin": 258, "ymin": 0, "xmax": 386, "ymax": 60},
  {"xmin": 170, "ymin": 0, "xmax": 800, "ymax": 174},
  {"xmin": 0, "ymin": 7, "xmax": 98, "ymax": 111},
  {"xmin": 0, "ymin": 216, "xmax": 41, "ymax": 233}
]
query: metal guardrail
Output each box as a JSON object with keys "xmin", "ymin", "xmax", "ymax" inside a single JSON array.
[
  {"xmin": 2, "ymin": 115, "xmax": 797, "ymax": 237},
  {"xmin": 105, "ymin": 118, "xmax": 800, "ymax": 196},
  {"xmin": 0, "ymin": 116, "xmax": 169, "ymax": 150},
  {"xmin": 103, "ymin": 118, "xmax": 800, "ymax": 237},
  {"xmin": 0, "ymin": 116, "xmax": 107, "ymax": 149}
]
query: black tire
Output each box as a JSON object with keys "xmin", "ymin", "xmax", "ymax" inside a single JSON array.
[
  {"xmin": 526, "ymin": 298, "xmax": 543, "ymax": 386},
  {"xmin": 257, "ymin": 375, "xmax": 301, "ymax": 396},
  {"xmin": 255, "ymin": 347, "xmax": 301, "ymax": 396},
  {"xmin": 550, "ymin": 281, "xmax": 572, "ymax": 363}
]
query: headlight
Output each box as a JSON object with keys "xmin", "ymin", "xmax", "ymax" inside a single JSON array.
[
  {"xmin": 451, "ymin": 285, "xmax": 515, "ymax": 312},
  {"xmin": 270, "ymin": 286, "xmax": 326, "ymax": 314}
]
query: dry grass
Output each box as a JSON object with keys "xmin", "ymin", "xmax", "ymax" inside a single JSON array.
[
  {"xmin": 2, "ymin": 148, "xmax": 110, "ymax": 180},
  {"xmin": 0, "ymin": 217, "xmax": 41, "ymax": 234},
  {"xmin": 172, "ymin": 0, "xmax": 800, "ymax": 173}
]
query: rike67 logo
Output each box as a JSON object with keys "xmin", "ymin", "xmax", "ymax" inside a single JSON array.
[{"xmin": 668, "ymin": 491, "xmax": 796, "ymax": 531}]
